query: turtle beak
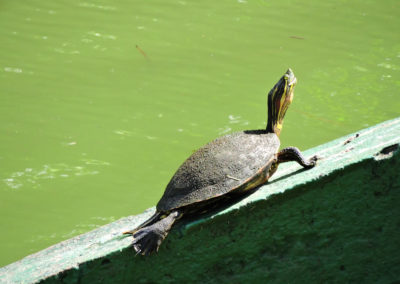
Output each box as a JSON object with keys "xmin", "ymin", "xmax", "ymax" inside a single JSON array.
[
  {"xmin": 286, "ymin": 68, "xmax": 297, "ymax": 87},
  {"xmin": 284, "ymin": 68, "xmax": 296, "ymax": 104}
]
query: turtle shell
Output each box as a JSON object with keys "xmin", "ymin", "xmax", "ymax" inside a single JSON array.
[{"xmin": 157, "ymin": 130, "xmax": 280, "ymax": 212}]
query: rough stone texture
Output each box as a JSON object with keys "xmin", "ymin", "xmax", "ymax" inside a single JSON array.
[{"xmin": 0, "ymin": 118, "xmax": 399, "ymax": 284}]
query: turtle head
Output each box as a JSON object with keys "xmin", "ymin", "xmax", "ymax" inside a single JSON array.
[{"xmin": 266, "ymin": 68, "xmax": 297, "ymax": 137}]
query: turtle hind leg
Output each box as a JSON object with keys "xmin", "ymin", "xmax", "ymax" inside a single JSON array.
[
  {"xmin": 277, "ymin": 147, "xmax": 318, "ymax": 168},
  {"xmin": 123, "ymin": 212, "xmax": 163, "ymax": 235},
  {"xmin": 131, "ymin": 210, "xmax": 181, "ymax": 256}
]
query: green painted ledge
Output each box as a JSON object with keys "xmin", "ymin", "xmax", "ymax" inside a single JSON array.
[{"xmin": 1, "ymin": 118, "xmax": 400, "ymax": 284}]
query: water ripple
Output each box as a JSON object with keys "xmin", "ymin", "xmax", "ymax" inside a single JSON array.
[
  {"xmin": 78, "ymin": 2, "xmax": 117, "ymax": 11},
  {"xmin": 3, "ymin": 159, "xmax": 110, "ymax": 190}
]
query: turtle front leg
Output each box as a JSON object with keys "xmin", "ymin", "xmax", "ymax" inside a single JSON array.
[{"xmin": 277, "ymin": 147, "xmax": 317, "ymax": 168}]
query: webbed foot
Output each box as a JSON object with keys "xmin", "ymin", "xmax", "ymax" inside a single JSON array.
[
  {"xmin": 128, "ymin": 210, "xmax": 181, "ymax": 256},
  {"xmin": 132, "ymin": 225, "xmax": 166, "ymax": 255}
]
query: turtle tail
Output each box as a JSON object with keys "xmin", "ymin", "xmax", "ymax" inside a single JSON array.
[{"xmin": 130, "ymin": 210, "xmax": 181, "ymax": 255}]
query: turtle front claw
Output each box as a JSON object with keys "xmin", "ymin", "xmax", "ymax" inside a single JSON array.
[{"xmin": 306, "ymin": 155, "xmax": 319, "ymax": 168}]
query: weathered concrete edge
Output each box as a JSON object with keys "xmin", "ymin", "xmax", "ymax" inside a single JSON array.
[
  {"xmin": 0, "ymin": 117, "xmax": 399, "ymax": 283},
  {"xmin": 216, "ymin": 117, "xmax": 400, "ymax": 214}
]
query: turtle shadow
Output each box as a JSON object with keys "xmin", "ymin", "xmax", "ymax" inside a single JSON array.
[{"xmin": 267, "ymin": 166, "xmax": 311, "ymax": 184}]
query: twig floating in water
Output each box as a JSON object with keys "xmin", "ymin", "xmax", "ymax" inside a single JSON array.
[{"xmin": 136, "ymin": 44, "xmax": 148, "ymax": 59}]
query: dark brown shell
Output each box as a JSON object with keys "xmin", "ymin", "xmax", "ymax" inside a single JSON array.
[{"xmin": 157, "ymin": 130, "xmax": 280, "ymax": 211}]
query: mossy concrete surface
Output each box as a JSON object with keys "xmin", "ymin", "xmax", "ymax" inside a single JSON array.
[{"xmin": 1, "ymin": 118, "xmax": 400, "ymax": 283}]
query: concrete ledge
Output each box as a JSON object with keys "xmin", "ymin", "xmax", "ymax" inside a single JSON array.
[{"xmin": 1, "ymin": 118, "xmax": 400, "ymax": 283}]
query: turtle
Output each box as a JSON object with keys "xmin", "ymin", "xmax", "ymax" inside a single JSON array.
[{"xmin": 124, "ymin": 68, "xmax": 317, "ymax": 255}]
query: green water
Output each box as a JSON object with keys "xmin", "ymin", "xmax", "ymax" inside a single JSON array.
[{"xmin": 0, "ymin": 0, "xmax": 399, "ymax": 267}]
